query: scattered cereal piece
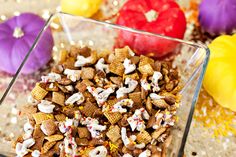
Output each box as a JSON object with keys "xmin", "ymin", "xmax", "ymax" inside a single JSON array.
[
  {"xmin": 52, "ymin": 92, "xmax": 65, "ymax": 106},
  {"xmin": 106, "ymin": 125, "xmax": 121, "ymax": 143},
  {"xmin": 104, "ymin": 112, "xmax": 122, "ymax": 125},
  {"xmin": 55, "ymin": 114, "xmax": 66, "ymax": 122},
  {"xmin": 41, "ymin": 141, "xmax": 56, "ymax": 154},
  {"xmin": 31, "ymin": 84, "xmax": 48, "ymax": 101},
  {"xmin": 137, "ymin": 130, "xmax": 152, "ymax": 144},
  {"xmin": 40, "ymin": 119, "xmax": 57, "ymax": 136},
  {"xmin": 77, "ymin": 127, "xmax": 91, "ymax": 139},
  {"xmin": 81, "ymin": 101, "xmax": 99, "ymax": 117},
  {"xmin": 109, "ymin": 60, "xmax": 125, "ymax": 76},
  {"xmin": 32, "ymin": 112, "xmax": 54, "ymax": 125},
  {"xmin": 45, "ymin": 134, "xmax": 63, "ymax": 142},
  {"xmin": 81, "ymin": 67, "xmax": 95, "ymax": 80}
]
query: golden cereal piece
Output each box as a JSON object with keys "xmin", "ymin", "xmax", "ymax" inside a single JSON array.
[
  {"xmin": 41, "ymin": 141, "xmax": 56, "ymax": 154},
  {"xmin": 97, "ymin": 49, "xmax": 111, "ymax": 59},
  {"xmin": 55, "ymin": 114, "xmax": 66, "ymax": 122},
  {"xmin": 77, "ymin": 127, "xmax": 91, "ymax": 139},
  {"xmin": 128, "ymin": 92, "xmax": 142, "ymax": 105},
  {"xmin": 139, "ymin": 55, "xmax": 154, "ymax": 66},
  {"xmin": 33, "ymin": 124, "xmax": 44, "ymax": 139},
  {"xmin": 81, "ymin": 102, "xmax": 98, "ymax": 117},
  {"xmin": 152, "ymin": 99, "xmax": 169, "ymax": 109},
  {"xmin": 136, "ymin": 130, "xmax": 152, "ymax": 144},
  {"xmin": 90, "ymin": 51, "xmax": 98, "ymax": 64},
  {"xmin": 106, "ymin": 125, "xmax": 121, "ymax": 143},
  {"xmin": 32, "ymin": 112, "xmax": 54, "ymax": 125},
  {"xmin": 45, "ymin": 134, "xmax": 63, "ymax": 142},
  {"xmin": 31, "ymin": 83, "xmax": 48, "ymax": 101},
  {"xmin": 81, "ymin": 67, "xmax": 95, "ymax": 80},
  {"xmin": 114, "ymin": 47, "xmax": 130, "ymax": 62},
  {"xmin": 123, "ymin": 72, "xmax": 139, "ymax": 80},
  {"xmin": 52, "ymin": 92, "xmax": 65, "ymax": 106},
  {"xmin": 138, "ymin": 64, "xmax": 154, "ymax": 76},
  {"xmin": 109, "ymin": 61, "xmax": 124, "ymax": 76},
  {"xmin": 107, "ymin": 99, "xmax": 118, "ymax": 107},
  {"xmin": 152, "ymin": 127, "xmax": 166, "ymax": 139},
  {"xmin": 59, "ymin": 49, "xmax": 68, "ymax": 63},
  {"xmin": 104, "ymin": 112, "xmax": 122, "ymax": 125}
]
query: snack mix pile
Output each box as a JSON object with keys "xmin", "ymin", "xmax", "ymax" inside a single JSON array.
[{"xmin": 13, "ymin": 46, "xmax": 181, "ymax": 157}]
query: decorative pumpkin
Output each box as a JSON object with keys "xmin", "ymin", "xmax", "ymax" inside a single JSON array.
[
  {"xmin": 61, "ymin": 0, "xmax": 103, "ymax": 18},
  {"xmin": 116, "ymin": 0, "xmax": 186, "ymax": 58},
  {"xmin": 0, "ymin": 13, "xmax": 53, "ymax": 74},
  {"xmin": 203, "ymin": 34, "xmax": 236, "ymax": 111},
  {"xmin": 199, "ymin": 0, "xmax": 236, "ymax": 35}
]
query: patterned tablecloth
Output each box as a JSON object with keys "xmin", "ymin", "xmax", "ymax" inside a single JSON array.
[{"xmin": 0, "ymin": 0, "xmax": 235, "ymax": 156}]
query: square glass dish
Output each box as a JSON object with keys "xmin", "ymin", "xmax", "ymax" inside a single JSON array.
[{"xmin": 0, "ymin": 12, "xmax": 209, "ymax": 157}]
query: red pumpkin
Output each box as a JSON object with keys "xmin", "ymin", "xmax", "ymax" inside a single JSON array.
[
  {"xmin": 0, "ymin": 13, "xmax": 53, "ymax": 74},
  {"xmin": 116, "ymin": 0, "xmax": 186, "ymax": 58}
]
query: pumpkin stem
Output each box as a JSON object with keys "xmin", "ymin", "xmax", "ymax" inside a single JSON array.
[
  {"xmin": 13, "ymin": 27, "xmax": 24, "ymax": 38},
  {"xmin": 145, "ymin": 10, "xmax": 158, "ymax": 22}
]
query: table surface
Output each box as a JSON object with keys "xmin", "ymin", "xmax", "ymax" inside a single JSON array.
[{"xmin": 0, "ymin": 0, "xmax": 235, "ymax": 157}]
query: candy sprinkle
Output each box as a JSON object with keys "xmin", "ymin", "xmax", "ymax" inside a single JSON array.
[{"xmin": 194, "ymin": 88, "xmax": 236, "ymax": 138}]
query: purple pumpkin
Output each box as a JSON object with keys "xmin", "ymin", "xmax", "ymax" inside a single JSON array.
[
  {"xmin": 199, "ymin": 0, "xmax": 236, "ymax": 35},
  {"xmin": 0, "ymin": 13, "xmax": 53, "ymax": 74}
]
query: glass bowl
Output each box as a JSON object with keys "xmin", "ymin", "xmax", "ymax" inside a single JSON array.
[{"xmin": 0, "ymin": 12, "xmax": 209, "ymax": 157}]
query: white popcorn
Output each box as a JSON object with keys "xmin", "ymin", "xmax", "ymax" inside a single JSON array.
[
  {"xmin": 123, "ymin": 58, "xmax": 136, "ymax": 74},
  {"xmin": 140, "ymin": 71, "xmax": 162, "ymax": 92},
  {"xmin": 74, "ymin": 55, "xmax": 92, "ymax": 67},
  {"xmin": 37, "ymin": 100, "xmax": 55, "ymax": 114},
  {"xmin": 127, "ymin": 108, "xmax": 150, "ymax": 131},
  {"xmin": 81, "ymin": 117, "xmax": 106, "ymax": 138},
  {"xmin": 136, "ymin": 143, "xmax": 146, "ymax": 149},
  {"xmin": 95, "ymin": 58, "xmax": 109, "ymax": 73},
  {"xmin": 23, "ymin": 121, "xmax": 34, "ymax": 140},
  {"xmin": 153, "ymin": 112, "xmax": 164, "ymax": 129},
  {"xmin": 152, "ymin": 71, "xmax": 162, "ymax": 92},
  {"xmin": 64, "ymin": 69, "xmax": 81, "ymax": 82},
  {"xmin": 87, "ymin": 86, "xmax": 115, "ymax": 106},
  {"xmin": 121, "ymin": 127, "xmax": 146, "ymax": 150},
  {"xmin": 123, "ymin": 154, "xmax": 133, "ymax": 157},
  {"xmin": 65, "ymin": 92, "xmax": 85, "ymax": 105},
  {"xmin": 31, "ymin": 150, "xmax": 40, "ymax": 157},
  {"xmin": 141, "ymin": 79, "xmax": 151, "ymax": 91},
  {"xmin": 16, "ymin": 143, "xmax": 28, "ymax": 157},
  {"xmin": 64, "ymin": 136, "xmax": 78, "ymax": 156},
  {"xmin": 65, "ymin": 85, "xmax": 74, "ymax": 92},
  {"xmin": 116, "ymin": 78, "xmax": 138, "ymax": 98},
  {"xmin": 139, "ymin": 150, "xmax": 151, "ymax": 157},
  {"xmin": 59, "ymin": 118, "xmax": 79, "ymax": 133},
  {"xmin": 41, "ymin": 72, "xmax": 61, "ymax": 83},
  {"xmin": 111, "ymin": 99, "xmax": 134, "ymax": 113},
  {"xmin": 121, "ymin": 127, "xmax": 132, "ymax": 147},
  {"xmin": 89, "ymin": 146, "xmax": 108, "ymax": 157},
  {"xmin": 149, "ymin": 93, "xmax": 165, "ymax": 100}
]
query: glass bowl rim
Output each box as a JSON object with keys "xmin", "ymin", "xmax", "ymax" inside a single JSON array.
[{"xmin": 0, "ymin": 12, "xmax": 210, "ymax": 157}]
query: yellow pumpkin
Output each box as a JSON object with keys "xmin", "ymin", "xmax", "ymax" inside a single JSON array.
[
  {"xmin": 61, "ymin": 0, "xmax": 102, "ymax": 18},
  {"xmin": 203, "ymin": 34, "xmax": 236, "ymax": 111}
]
